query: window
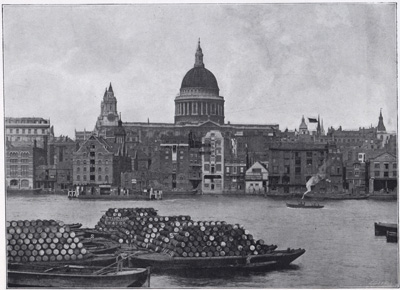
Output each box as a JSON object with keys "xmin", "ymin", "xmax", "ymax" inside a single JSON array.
[
  {"xmin": 77, "ymin": 175, "xmax": 80, "ymax": 181},
  {"xmin": 16, "ymin": 129, "xmax": 19, "ymax": 134},
  {"xmin": 374, "ymin": 163, "xmax": 380, "ymax": 169},
  {"xmin": 240, "ymin": 167, "xmax": 244, "ymax": 173},
  {"xmin": 10, "ymin": 165, "xmax": 18, "ymax": 176},
  {"xmin": 216, "ymin": 164, "xmax": 221, "ymax": 171},
  {"xmin": 21, "ymin": 159, "xmax": 28, "ymax": 163},
  {"xmin": 10, "ymin": 159, "xmax": 18, "ymax": 163},
  {"xmin": 98, "ymin": 167, "xmax": 102, "ymax": 172},
  {"xmin": 226, "ymin": 167, "xmax": 230, "ymax": 173},
  {"xmin": 98, "ymin": 175, "xmax": 102, "ymax": 181},
  {"xmin": 374, "ymin": 171, "xmax": 380, "ymax": 177},
  {"xmin": 295, "ymin": 167, "xmax": 301, "ymax": 174},
  {"xmin": 384, "ymin": 163, "xmax": 389, "ymax": 170},
  {"xmin": 393, "ymin": 163, "xmax": 397, "ymax": 169},
  {"xmin": 42, "ymin": 129, "xmax": 45, "ymax": 134},
  {"xmin": 22, "ymin": 129, "xmax": 25, "ymax": 134},
  {"xmin": 21, "ymin": 165, "xmax": 29, "ymax": 177},
  {"xmin": 28, "ymin": 129, "xmax": 31, "ymax": 134},
  {"xmin": 77, "ymin": 167, "xmax": 80, "ymax": 172},
  {"xmin": 105, "ymin": 167, "xmax": 109, "ymax": 172},
  {"xmin": 393, "ymin": 171, "xmax": 397, "ymax": 177},
  {"xmin": 273, "ymin": 166, "xmax": 278, "ymax": 174},
  {"xmin": 204, "ymin": 164, "xmax": 210, "ymax": 171},
  {"xmin": 34, "ymin": 129, "xmax": 37, "ymax": 134},
  {"xmin": 83, "ymin": 175, "xmax": 87, "ymax": 181}
]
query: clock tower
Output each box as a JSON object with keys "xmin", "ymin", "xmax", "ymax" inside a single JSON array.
[{"xmin": 94, "ymin": 83, "xmax": 120, "ymax": 135}]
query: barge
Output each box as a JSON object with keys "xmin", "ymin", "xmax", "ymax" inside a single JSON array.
[{"xmin": 129, "ymin": 248, "xmax": 305, "ymax": 271}]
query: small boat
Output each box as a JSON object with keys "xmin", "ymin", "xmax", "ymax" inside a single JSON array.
[
  {"xmin": 129, "ymin": 248, "xmax": 305, "ymax": 271},
  {"xmin": 82, "ymin": 238, "xmax": 121, "ymax": 255},
  {"xmin": 386, "ymin": 231, "xmax": 398, "ymax": 243},
  {"xmin": 286, "ymin": 202, "xmax": 324, "ymax": 209},
  {"xmin": 66, "ymin": 223, "xmax": 83, "ymax": 229},
  {"xmin": 375, "ymin": 222, "xmax": 398, "ymax": 236},
  {"xmin": 7, "ymin": 263, "xmax": 149, "ymax": 288}
]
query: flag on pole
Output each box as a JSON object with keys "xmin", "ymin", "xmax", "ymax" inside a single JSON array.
[{"xmin": 308, "ymin": 118, "xmax": 318, "ymax": 123}]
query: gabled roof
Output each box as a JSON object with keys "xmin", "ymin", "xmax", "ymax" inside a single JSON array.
[{"xmin": 368, "ymin": 151, "xmax": 396, "ymax": 161}]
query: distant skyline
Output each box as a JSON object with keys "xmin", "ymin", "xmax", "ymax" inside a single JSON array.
[{"xmin": 3, "ymin": 3, "xmax": 397, "ymax": 137}]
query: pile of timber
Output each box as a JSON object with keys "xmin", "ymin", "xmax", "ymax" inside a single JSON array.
[
  {"xmin": 6, "ymin": 220, "xmax": 88, "ymax": 263},
  {"xmin": 94, "ymin": 207, "xmax": 276, "ymax": 258}
]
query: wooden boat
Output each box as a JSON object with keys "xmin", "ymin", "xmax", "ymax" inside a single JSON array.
[
  {"xmin": 7, "ymin": 262, "xmax": 149, "ymax": 288},
  {"xmin": 286, "ymin": 202, "xmax": 324, "ymax": 209},
  {"xmin": 375, "ymin": 222, "xmax": 398, "ymax": 236},
  {"xmin": 304, "ymin": 193, "xmax": 369, "ymax": 200},
  {"xmin": 66, "ymin": 223, "xmax": 82, "ymax": 229},
  {"xmin": 6, "ymin": 188, "xmax": 42, "ymax": 195},
  {"xmin": 129, "ymin": 248, "xmax": 305, "ymax": 271},
  {"xmin": 82, "ymin": 238, "xmax": 121, "ymax": 255},
  {"xmin": 386, "ymin": 231, "xmax": 398, "ymax": 243}
]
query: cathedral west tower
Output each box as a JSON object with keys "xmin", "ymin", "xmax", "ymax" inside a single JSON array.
[{"xmin": 174, "ymin": 39, "xmax": 225, "ymax": 125}]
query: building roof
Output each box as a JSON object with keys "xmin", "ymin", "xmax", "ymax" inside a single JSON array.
[
  {"xmin": 270, "ymin": 142, "xmax": 327, "ymax": 151},
  {"xmin": 180, "ymin": 40, "xmax": 219, "ymax": 91}
]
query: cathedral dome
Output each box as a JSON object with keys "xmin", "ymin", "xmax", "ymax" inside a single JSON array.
[
  {"xmin": 181, "ymin": 67, "xmax": 219, "ymax": 90},
  {"xmin": 180, "ymin": 39, "xmax": 219, "ymax": 92}
]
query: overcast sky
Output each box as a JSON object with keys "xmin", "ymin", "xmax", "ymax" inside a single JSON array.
[{"xmin": 3, "ymin": 3, "xmax": 397, "ymax": 137}]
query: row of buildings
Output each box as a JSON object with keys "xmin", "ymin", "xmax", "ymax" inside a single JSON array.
[{"xmin": 5, "ymin": 40, "xmax": 397, "ymax": 196}]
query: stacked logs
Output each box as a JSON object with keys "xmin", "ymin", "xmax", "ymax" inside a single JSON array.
[
  {"xmin": 6, "ymin": 219, "xmax": 88, "ymax": 263},
  {"xmin": 95, "ymin": 208, "xmax": 277, "ymax": 258}
]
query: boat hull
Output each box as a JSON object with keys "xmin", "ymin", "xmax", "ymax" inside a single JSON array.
[
  {"xmin": 129, "ymin": 249, "xmax": 305, "ymax": 271},
  {"xmin": 386, "ymin": 231, "xmax": 398, "ymax": 243},
  {"xmin": 286, "ymin": 203, "xmax": 324, "ymax": 209},
  {"xmin": 304, "ymin": 193, "xmax": 369, "ymax": 200},
  {"xmin": 375, "ymin": 222, "xmax": 398, "ymax": 236},
  {"xmin": 7, "ymin": 267, "xmax": 148, "ymax": 288}
]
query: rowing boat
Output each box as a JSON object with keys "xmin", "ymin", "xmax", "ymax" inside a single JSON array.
[{"xmin": 7, "ymin": 263, "xmax": 149, "ymax": 288}]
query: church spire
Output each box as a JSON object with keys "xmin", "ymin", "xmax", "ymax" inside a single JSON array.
[
  {"xmin": 377, "ymin": 109, "xmax": 386, "ymax": 132},
  {"xmin": 194, "ymin": 38, "xmax": 204, "ymax": 68},
  {"xmin": 108, "ymin": 82, "xmax": 113, "ymax": 93}
]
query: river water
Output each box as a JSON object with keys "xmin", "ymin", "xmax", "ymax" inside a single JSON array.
[{"xmin": 6, "ymin": 194, "xmax": 399, "ymax": 288}]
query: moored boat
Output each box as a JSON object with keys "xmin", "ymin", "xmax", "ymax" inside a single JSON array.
[
  {"xmin": 375, "ymin": 222, "xmax": 398, "ymax": 236},
  {"xmin": 304, "ymin": 193, "xmax": 369, "ymax": 200},
  {"xmin": 128, "ymin": 248, "xmax": 305, "ymax": 271},
  {"xmin": 286, "ymin": 202, "xmax": 324, "ymax": 209},
  {"xmin": 82, "ymin": 238, "xmax": 121, "ymax": 255},
  {"xmin": 7, "ymin": 263, "xmax": 149, "ymax": 288},
  {"xmin": 6, "ymin": 188, "xmax": 42, "ymax": 195},
  {"xmin": 386, "ymin": 231, "xmax": 398, "ymax": 243}
]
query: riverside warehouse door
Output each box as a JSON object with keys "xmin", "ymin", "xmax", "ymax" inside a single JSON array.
[{"xmin": 374, "ymin": 179, "xmax": 397, "ymax": 191}]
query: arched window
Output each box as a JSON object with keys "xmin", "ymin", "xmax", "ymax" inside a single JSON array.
[
  {"xmin": 105, "ymin": 175, "xmax": 109, "ymax": 183},
  {"xmin": 10, "ymin": 179, "xmax": 19, "ymax": 186},
  {"xmin": 98, "ymin": 175, "xmax": 102, "ymax": 181},
  {"xmin": 98, "ymin": 167, "xmax": 102, "ymax": 172},
  {"xmin": 21, "ymin": 179, "xmax": 29, "ymax": 188},
  {"xmin": 98, "ymin": 160, "xmax": 102, "ymax": 165},
  {"xmin": 77, "ymin": 167, "xmax": 80, "ymax": 172},
  {"xmin": 76, "ymin": 175, "xmax": 80, "ymax": 181}
]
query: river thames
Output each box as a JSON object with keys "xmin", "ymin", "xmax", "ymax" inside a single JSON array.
[{"xmin": 6, "ymin": 194, "xmax": 399, "ymax": 288}]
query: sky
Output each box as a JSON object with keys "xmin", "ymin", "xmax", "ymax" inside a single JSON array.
[{"xmin": 3, "ymin": 3, "xmax": 397, "ymax": 138}]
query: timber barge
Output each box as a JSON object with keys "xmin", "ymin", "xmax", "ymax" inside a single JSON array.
[{"xmin": 7, "ymin": 207, "xmax": 306, "ymax": 287}]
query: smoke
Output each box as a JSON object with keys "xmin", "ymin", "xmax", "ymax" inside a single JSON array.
[{"xmin": 301, "ymin": 158, "xmax": 332, "ymax": 199}]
